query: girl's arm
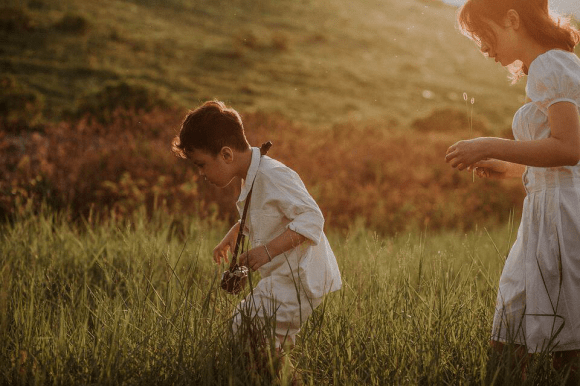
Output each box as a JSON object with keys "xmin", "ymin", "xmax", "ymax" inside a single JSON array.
[
  {"xmin": 446, "ymin": 102, "xmax": 580, "ymax": 169},
  {"xmin": 238, "ymin": 229, "xmax": 307, "ymax": 271}
]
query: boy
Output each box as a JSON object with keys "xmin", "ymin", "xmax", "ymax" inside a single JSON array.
[{"xmin": 172, "ymin": 100, "xmax": 342, "ymax": 360}]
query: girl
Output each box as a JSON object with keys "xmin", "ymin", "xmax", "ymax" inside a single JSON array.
[{"xmin": 445, "ymin": 0, "xmax": 580, "ymax": 377}]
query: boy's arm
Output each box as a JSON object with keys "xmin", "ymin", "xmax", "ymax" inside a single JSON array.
[
  {"xmin": 266, "ymin": 170, "xmax": 325, "ymax": 247},
  {"xmin": 238, "ymin": 229, "xmax": 306, "ymax": 271}
]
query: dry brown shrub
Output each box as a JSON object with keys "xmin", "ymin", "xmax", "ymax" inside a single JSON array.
[
  {"xmin": 242, "ymin": 112, "xmax": 524, "ymax": 234},
  {"xmin": 0, "ymin": 107, "xmax": 212, "ymax": 221},
  {"xmin": 0, "ymin": 108, "xmax": 524, "ymax": 233}
]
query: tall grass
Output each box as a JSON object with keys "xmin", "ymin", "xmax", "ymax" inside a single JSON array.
[{"xmin": 1, "ymin": 207, "xmax": 574, "ymax": 385}]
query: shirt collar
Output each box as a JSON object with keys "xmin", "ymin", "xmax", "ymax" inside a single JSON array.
[{"xmin": 238, "ymin": 147, "xmax": 261, "ymax": 203}]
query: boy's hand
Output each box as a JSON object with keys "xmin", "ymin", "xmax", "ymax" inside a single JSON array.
[
  {"xmin": 213, "ymin": 240, "xmax": 232, "ymax": 264},
  {"xmin": 213, "ymin": 222, "xmax": 240, "ymax": 264},
  {"xmin": 239, "ymin": 246, "xmax": 271, "ymax": 271}
]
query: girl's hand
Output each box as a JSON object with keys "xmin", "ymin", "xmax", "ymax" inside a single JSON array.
[
  {"xmin": 469, "ymin": 159, "xmax": 509, "ymax": 179},
  {"xmin": 238, "ymin": 246, "xmax": 271, "ymax": 271},
  {"xmin": 445, "ymin": 138, "xmax": 489, "ymax": 170},
  {"xmin": 469, "ymin": 159, "xmax": 526, "ymax": 180}
]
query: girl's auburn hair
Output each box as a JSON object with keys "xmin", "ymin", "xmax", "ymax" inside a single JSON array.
[{"xmin": 458, "ymin": 0, "xmax": 580, "ymax": 83}]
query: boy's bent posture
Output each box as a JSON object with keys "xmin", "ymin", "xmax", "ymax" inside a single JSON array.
[{"xmin": 172, "ymin": 100, "xmax": 342, "ymax": 372}]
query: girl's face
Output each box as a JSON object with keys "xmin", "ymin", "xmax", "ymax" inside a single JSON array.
[
  {"xmin": 188, "ymin": 148, "xmax": 236, "ymax": 188},
  {"xmin": 479, "ymin": 17, "xmax": 520, "ymax": 66}
]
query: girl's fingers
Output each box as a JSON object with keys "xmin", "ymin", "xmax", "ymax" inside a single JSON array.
[
  {"xmin": 450, "ymin": 158, "xmax": 466, "ymax": 169},
  {"xmin": 473, "ymin": 167, "xmax": 490, "ymax": 178}
]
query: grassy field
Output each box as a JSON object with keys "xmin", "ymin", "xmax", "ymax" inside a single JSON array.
[
  {"xmin": 2, "ymin": 2, "xmax": 579, "ymax": 383},
  {"xmin": 1, "ymin": 0, "xmax": 537, "ymax": 130},
  {"xmin": 1, "ymin": 208, "xmax": 575, "ymax": 385}
]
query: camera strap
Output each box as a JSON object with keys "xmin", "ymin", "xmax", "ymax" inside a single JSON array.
[{"xmin": 228, "ymin": 141, "xmax": 272, "ymax": 272}]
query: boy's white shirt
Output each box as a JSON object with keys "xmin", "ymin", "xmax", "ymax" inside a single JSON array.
[{"xmin": 236, "ymin": 147, "xmax": 342, "ymax": 299}]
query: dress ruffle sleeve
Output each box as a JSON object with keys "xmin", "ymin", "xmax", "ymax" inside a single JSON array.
[{"xmin": 526, "ymin": 51, "xmax": 580, "ymax": 115}]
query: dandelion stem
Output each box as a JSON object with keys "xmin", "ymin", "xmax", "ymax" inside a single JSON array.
[{"xmin": 470, "ymin": 97, "xmax": 475, "ymax": 182}]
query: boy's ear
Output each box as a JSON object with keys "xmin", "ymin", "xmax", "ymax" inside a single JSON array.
[
  {"xmin": 505, "ymin": 9, "xmax": 520, "ymax": 30},
  {"xmin": 219, "ymin": 146, "xmax": 234, "ymax": 163}
]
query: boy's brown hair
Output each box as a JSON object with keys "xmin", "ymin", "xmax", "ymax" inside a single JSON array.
[{"xmin": 172, "ymin": 100, "xmax": 250, "ymax": 158}]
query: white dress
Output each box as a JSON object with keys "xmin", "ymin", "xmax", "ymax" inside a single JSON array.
[{"xmin": 491, "ymin": 50, "xmax": 580, "ymax": 352}]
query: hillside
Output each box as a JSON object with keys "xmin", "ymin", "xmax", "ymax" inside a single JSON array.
[{"xmin": 0, "ymin": 0, "xmax": 543, "ymax": 131}]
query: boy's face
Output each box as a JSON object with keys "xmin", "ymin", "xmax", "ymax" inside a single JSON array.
[{"xmin": 188, "ymin": 148, "xmax": 236, "ymax": 188}]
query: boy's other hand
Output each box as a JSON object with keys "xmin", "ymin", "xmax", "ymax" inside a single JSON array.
[{"xmin": 239, "ymin": 246, "xmax": 270, "ymax": 271}]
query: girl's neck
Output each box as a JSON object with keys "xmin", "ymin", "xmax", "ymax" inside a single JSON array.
[{"xmin": 518, "ymin": 35, "xmax": 555, "ymax": 71}]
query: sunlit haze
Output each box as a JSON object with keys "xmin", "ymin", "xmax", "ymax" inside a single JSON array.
[{"xmin": 440, "ymin": 0, "xmax": 580, "ymax": 18}]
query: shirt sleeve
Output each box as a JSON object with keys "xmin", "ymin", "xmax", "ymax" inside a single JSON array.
[
  {"xmin": 527, "ymin": 52, "xmax": 580, "ymax": 115},
  {"xmin": 259, "ymin": 165, "xmax": 324, "ymax": 245}
]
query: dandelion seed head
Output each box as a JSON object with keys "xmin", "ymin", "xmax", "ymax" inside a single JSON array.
[
  {"xmin": 463, "ymin": 92, "xmax": 468, "ymax": 101},
  {"xmin": 471, "ymin": 97, "xmax": 475, "ymax": 104}
]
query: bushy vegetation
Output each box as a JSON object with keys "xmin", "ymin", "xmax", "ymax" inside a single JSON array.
[
  {"xmin": 0, "ymin": 102, "xmax": 524, "ymax": 234},
  {"xmin": 0, "ymin": 0, "xmax": 528, "ymax": 233},
  {"xmin": 0, "ymin": 6, "xmax": 36, "ymax": 32},
  {"xmin": 1, "ymin": 208, "xmax": 574, "ymax": 385},
  {"xmin": 53, "ymin": 12, "xmax": 89, "ymax": 35},
  {"xmin": 65, "ymin": 81, "xmax": 173, "ymax": 124},
  {"xmin": 0, "ymin": 75, "xmax": 44, "ymax": 133}
]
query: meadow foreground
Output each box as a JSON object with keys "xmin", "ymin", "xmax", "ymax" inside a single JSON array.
[{"xmin": 2, "ymin": 209, "xmax": 575, "ymax": 385}]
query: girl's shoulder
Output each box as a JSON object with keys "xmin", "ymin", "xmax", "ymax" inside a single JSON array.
[
  {"xmin": 528, "ymin": 49, "xmax": 580, "ymax": 80},
  {"xmin": 526, "ymin": 49, "xmax": 580, "ymax": 106}
]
